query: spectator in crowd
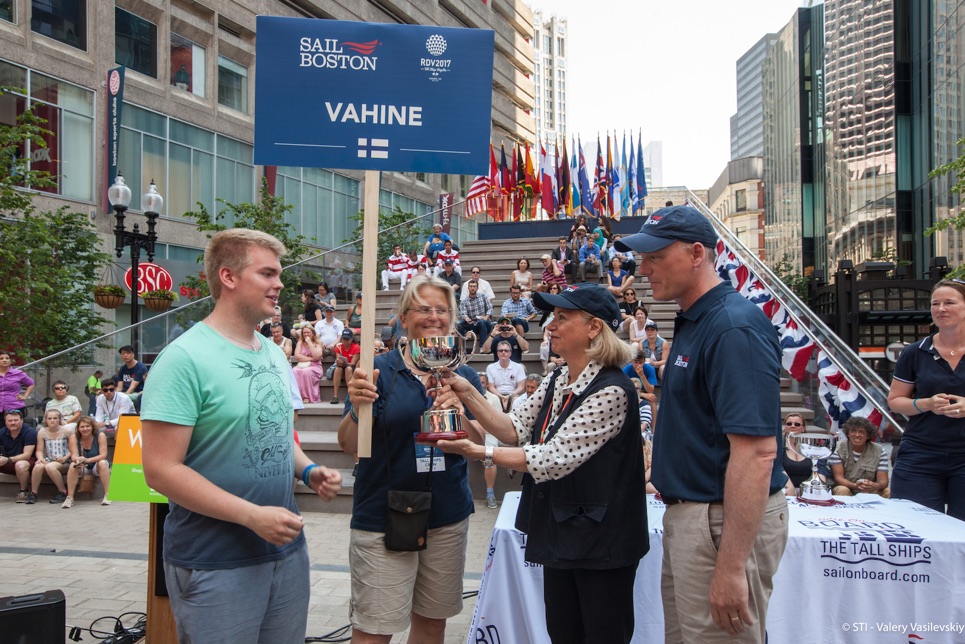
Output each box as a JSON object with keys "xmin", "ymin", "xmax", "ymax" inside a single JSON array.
[
  {"xmin": 434, "ymin": 239, "xmax": 461, "ymax": 277},
  {"xmin": 537, "ymin": 282, "xmax": 563, "ymax": 327},
  {"xmin": 293, "ymin": 325, "xmax": 325, "ymax": 404},
  {"xmin": 62, "ymin": 416, "xmax": 111, "ymax": 508},
  {"xmin": 511, "ymin": 374, "xmax": 542, "ymax": 412},
  {"xmin": 570, "ymin": 226, "xmax": 590, "ymax": 254},
  {"xmin": 592, "ymin": 216, "xmax": 612, "ymax": 255},
  {"xmin": 509, "ymin": 258, "xmax": 534, "ymax": 298},
  {"xmin": 460, "ymin": 266, "xmax": 495, "ymax": 303},
  {"xmin": 665, "ymin": 200, "xmax": 674, "ymax": 207},
  {"xmin": 536, "ymin": 254, "xmax": 567, "ymax": 292},
  {"xmin": 567, "ymin": 214, "xmax": 589, "ymax": 245},
  {"xmin": 302, "ymin": 289, "xmax": 324, "ymax": 326},
  {"xmin": 619, "ymin": 290, "xmax": 641, "ymax": 331},
  {"xmin": 315, "ymin": 305, "xmax": 344, "ymax": 358},
  {"xmin": 329, "ymin": 329, "xmax": 360, "ymax": 406},
  {"xmin": 407, "ymin": 248, "xmax": 429, "ymax": 281},
  {"xmin": 0, "ymin": 351, "xmax": 34, "ymax": 416},
  {"xmin": 116, "ymin": 345, "xmax": 148, "ymax": 406},
  {"xmin": 457, "ymin": 279, "xmax": 493, "ymax": 340},
  {"xmin": 423, "ymin": 223, "xmax": 452, "ymax": 261},
  {"xmin": 486, "ymin": 341, "xmax": 527, "ymax": 412},
  {"xmin": 551, "ymin": 236, "xmax": 578, "ymax": 283},
  {"xmin": 1, "ymin": 408, "xmax": 37, "ymax": 502},
  {"xmin": 316, "ymin": 281, "xmax": 337, "ymax": 311},
  {"xmin": 578, "ymin": 236, "xmax": 602, "ymax": 283},
  {"xmin": 605, "ymin": 256, "xmax": 635, "ymax": 301},
  {"xmin": 382, "ymin": 244, "xmax": 410, "ymax": 291},
  {"xmin": 609, "ymin": 234, "xmax": 636, "ymax": 276},
  {"xmin": 481, "ymin": 316, "xmax": 530, "ymax": 363},
  {"xmin": 46, "ymin": 380, "xmax": 82, "ymax": 434},
  {"xmin": 433, "ymin": 284, "xmax": 647, "ymax": 644},
  {"xmin": 92, "ymin": 378, "xmax": 135, "ymax": 438},
  {"xmin": 439, "ymin": 258, "xmax": 462, "ymax": 297},
  {"xmin": 26, "ymin": 409, "xmax": 71, "ymax": 504},
  {"xmin": 624, "ymin": 351, "xmax": 658, "ymax": 430},
  {"xmin": 84, "ymin": 369, "xmax": 103, "ymax": 415},
  {"xmin": 345, "ymin": 292, "xmax": 363, "ymax": 335},
  {"xmin": 539, "ymin": 323, "xmax": 556, "ymax": 376},
  {"xmin": 477, "ymin": 372, "xmax": 504, "ymax": 509},
  {"xmin": 339, "ymin": 274, "xmax": 483, "ymax": 644},
  {"xmin": 642, "ymin": 320, "xmax": 671, "ymax": 380},
  {"xmin": 780, "ymin": 413, "xmax": 830, "ymax": 497},
  {"xmin": 628, "ymin": 307, "xmax": 650, "ymax": 348},
  {"xmin": 141, "ymin": 228, "xmax": 342, "ymax": 643},
  {"xmin": 829, "ymin": 416, "xmax": 890, "ymax": 497},
  {"xmin": 269, "ymin": 322, "xmax": 294, "ymax": 359},
  {"xmin": 887, "ymin": 277, "xmax": 965, "ymax": 520},
  {"xmin": 500, "ymin": 284, "xmax": 538, "ymax": 336},
  {"xmin": 260, "ymin": 306, "xmax": 291, "ymax": 340}
]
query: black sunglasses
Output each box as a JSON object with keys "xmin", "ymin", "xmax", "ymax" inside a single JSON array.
[{"xmin": 102, "ymin": 387, "xmax": 116, "ymax": 392}]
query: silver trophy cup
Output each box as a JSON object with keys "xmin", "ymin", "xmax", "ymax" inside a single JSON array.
[
  {"xmin": 789, "ymin": 432, "xmax": 838, "ymax": 505},
  {"xmin": 400, "ymin": 333, "xmax": 476, "ymax": 441}
]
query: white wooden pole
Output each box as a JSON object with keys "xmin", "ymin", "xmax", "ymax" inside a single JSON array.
[{"xmin": 356, "ymin": 169, "xmax": 381, "ymax": 458}]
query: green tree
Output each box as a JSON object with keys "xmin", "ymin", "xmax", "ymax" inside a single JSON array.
[
  {"xmin": 771, "ymin": 254, "xmax": 811, "ymax": 304},
  {"xmin": 0, "ymin": 87, "xmax": 111, "ymax": 364},
  {"xmin": 344, "ymin": 205, "xmax": 432, "ymax": 289},
  {"xmin": 927, "ymin": 138, "xmax": 965, "ymax": 277},
  {"xmin": 178, "ymin": 177, "xmax": 318, "ymax": 313}
]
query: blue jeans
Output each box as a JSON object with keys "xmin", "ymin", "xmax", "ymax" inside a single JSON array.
[
  {"xmin": 891, "ymin": 442, "xmax": 965, "ymax": 520},
  {"xmin": 457, "ymin": 319, "xmax": 491, "ymax": 340},
  {"xmin": 163, "ymin": 540, "xmax": 310, "ymax": 643}
]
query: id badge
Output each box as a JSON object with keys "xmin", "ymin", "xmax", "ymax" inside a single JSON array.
[{"xmin": 414, "ymin": 437, "xmax": 446, "ymax": 473}]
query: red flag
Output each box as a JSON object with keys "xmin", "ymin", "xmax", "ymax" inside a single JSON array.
[
  {"xmin": 489, "ymin": 144, "xmax": 498, "ymax": 192},
  {"xmin": 540, "ymin": 143, "xmax": 557, "ymax": 218},
  {"xmin": 499, "ymin": 144, "xmax": 512, "ymax": 195}
]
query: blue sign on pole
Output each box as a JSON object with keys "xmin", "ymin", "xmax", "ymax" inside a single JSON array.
[{"xmin": 254, "ymin": 17, "xmax": 495, "ymax": 175}]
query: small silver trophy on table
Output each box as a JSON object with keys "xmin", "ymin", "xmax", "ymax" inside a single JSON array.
[
  {"xmin": 789, "ymin": 432, "xmax": 838, "ymax": 505},
  {"xmin": 400, "ymin": 333, "xmax": 476, "ymax": 442}
]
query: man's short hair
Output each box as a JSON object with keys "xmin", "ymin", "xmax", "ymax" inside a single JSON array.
[
  {"xmin": 525, "ymin": 374, "xmax": 543, "ymax": 384},
  {"xmin": 510, "ymin": 284, "xmax": 522, "ymax": 292},
  {"xmin": 118, "ymin": 345, "xmax": 134, "ymax": 354},
  {"xmin": 496, "ymin": 340, "xmax": 513, "ymax": 352},
  {"xmin": 204, "ymin": 229, "xmax": 287, "ymax": 300},
  {"xmin": 100, "ymin": 377, "xmax": 118, "ymax": 388}
]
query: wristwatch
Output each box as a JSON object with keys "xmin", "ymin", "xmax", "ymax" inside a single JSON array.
[{"xmin": 483, "ymin": 445, "xmax": 494, "ymax": 468}]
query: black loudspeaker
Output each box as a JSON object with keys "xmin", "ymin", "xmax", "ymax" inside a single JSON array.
[{"xmin": 0, "ymin": 589, "xmax": 66, "ymax": 644}]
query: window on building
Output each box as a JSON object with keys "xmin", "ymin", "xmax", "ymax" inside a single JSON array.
[
  {"xmin": 0, "ymin": 60, "xmax": 95, "ymax": 200},
  {"xmin": 119, "ymin": 103, "xmax": 254, "ymax": 219},
  {"xmin": 735, "ymin": 189, "xmax": 747, "ymax": 212},
  {"xmin": 441, "ymin": 175, "xmax": 451, "ymax": 191},
  {"xmin": 277, "ymin": 167, "xmax": 358, "ymax": 248},
  {"xmin": 415, "ymin": 172, "xmax": 426, "ymax": 182},
  {"xmin": 218, "ymin": 55, "xmax": 248, "ymax": 113},
  {"xmin": 557, "ymin": 38, "xmax": 565, "ymax": 57},
  {"xmin": 115, "ymin": 7, "xmax": 157, "ymax": 77},
  {"xmin": 32, "ymin": 0, "xmax": 86, "ymax": 49},
  {"xmin": 1, "ymin": 1, "xmax": 14, "ymax": 22},
  {"xmin": 170, "ymin": 33, "xmax": 205, "ymax": 97},
  {"xmin": 543, "ymin": 34, "xmax": 551, "ymax": 53}
]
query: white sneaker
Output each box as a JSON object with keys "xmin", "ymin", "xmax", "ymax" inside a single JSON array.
[
  {"xmin": 101, "ymin": 496, "xmax": 112, "ymax": 506},
  {"xmin": 61, "ymin": 496, "xmax": 73, "ymax": 509}
]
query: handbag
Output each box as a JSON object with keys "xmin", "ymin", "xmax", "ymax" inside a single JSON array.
[
  {"xmin": 77, "ymin": 473, "xmax": 96, "ymax": 495},
  {"xmin": 384, "ymin": 489, "xmax": 432, "ymax": 551},
  {"xmin": 381, "ymin": 367, "xmax": 434, "ymax": 552}
]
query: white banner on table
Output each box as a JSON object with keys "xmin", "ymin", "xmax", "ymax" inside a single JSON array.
[{"xmin": 469, "ymin": 494, "xmax": 965, "ymax": 644}]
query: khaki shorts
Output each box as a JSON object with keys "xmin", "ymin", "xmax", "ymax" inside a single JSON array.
[{"xmin": 349, "ymin": 517, "xmax": 469, "ymax": 635}]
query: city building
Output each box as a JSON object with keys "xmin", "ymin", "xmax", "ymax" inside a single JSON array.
[
  {"xmin": 643, "ymin": 140, "xmax": 663, "ymax": 189},
  {"xmin": 532, "ymin": 9, "xmax": 567, "ymax": 146},
  {"xmin": 708, "ymin": 156, "xmax": 765, "ymax": 260},
  {"xmin": 731, "ymin": 33, "xmax": 778, "ymax": 161},
  {"xmin": 0, "ymin": 1, "xmax": 536, "ymax": 337}
]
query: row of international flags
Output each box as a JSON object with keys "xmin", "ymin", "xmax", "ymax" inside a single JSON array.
[{"xmin": 465, "ymin": 131, "xmax": 649, "ymax": 221}]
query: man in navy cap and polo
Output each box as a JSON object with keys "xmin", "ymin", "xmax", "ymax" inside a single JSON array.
[{"xmin": 614, "ymin": 205, "xmax": 787, "ymax": 644}]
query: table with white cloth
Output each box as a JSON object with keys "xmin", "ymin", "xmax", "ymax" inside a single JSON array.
[{"xmin": 468, "ymin": 492, "xmax": 965, "ymax": 643}]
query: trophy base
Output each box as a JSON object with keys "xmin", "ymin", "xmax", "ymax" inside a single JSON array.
[
  {"xmin": 795, "ymin": 495, "xmax": 842, "ymax": 506},
  {"xmin": 415, "ymin": 431, "xmax": 469, "ymax": 442}
]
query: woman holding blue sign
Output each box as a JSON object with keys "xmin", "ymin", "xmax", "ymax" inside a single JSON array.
[{"xmin": 339, "ymin": 275, "xmax": 483, "ymax": 643}]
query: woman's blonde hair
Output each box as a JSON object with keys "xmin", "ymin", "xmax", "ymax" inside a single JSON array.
[{"xmin": 584, "ymin": 313, "xmax": 633, "ymax": 368}]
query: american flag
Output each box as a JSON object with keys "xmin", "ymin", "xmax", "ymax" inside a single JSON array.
[
  {"xmin": 465, "ymin": 175, "xmax": 490, "ymax": 217},
  {"xmin": 714, "ymin": 239, "xmax": 883, "ymax": 435}
]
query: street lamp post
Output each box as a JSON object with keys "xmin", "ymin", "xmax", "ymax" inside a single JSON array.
[{"xmin": 109, "ymin": 174, "xmax": 162, "ymax": 354}]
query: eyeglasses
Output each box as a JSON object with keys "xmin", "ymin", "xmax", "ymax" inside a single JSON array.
[
  {"xmin": 785, "ymin": 421, "xmax": 803, "ymax": 427},
  {"xmin": 53, "ymin": 386, "xmax": 66, "ymax": 391},
  {"xmin": 407, "ymin": 306, "xmax": 450, "ymax": 316},
  {"xmin": 471, "ymin": 270, "xmax": 480, "ymax": 274},
  {"xmin": 497, "ymin": 349, "xmax": 511, "ymax": 353}
]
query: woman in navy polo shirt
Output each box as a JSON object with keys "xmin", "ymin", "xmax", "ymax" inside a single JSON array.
[{"xmin": 888, "ymin": 278, "xmax": 965, "ymax": 520}]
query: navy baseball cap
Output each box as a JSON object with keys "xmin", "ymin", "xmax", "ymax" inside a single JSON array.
[
  {"xmin": 533, "ymin": 284, "xmax": 622, "ymax": 331},
  {"xmin": 341, "ymin": 329, "xmax": 354, "ymax": 339},
  {"xmin": 614, "ymin": 205, "xmax": 718, "ymax": 254}
]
